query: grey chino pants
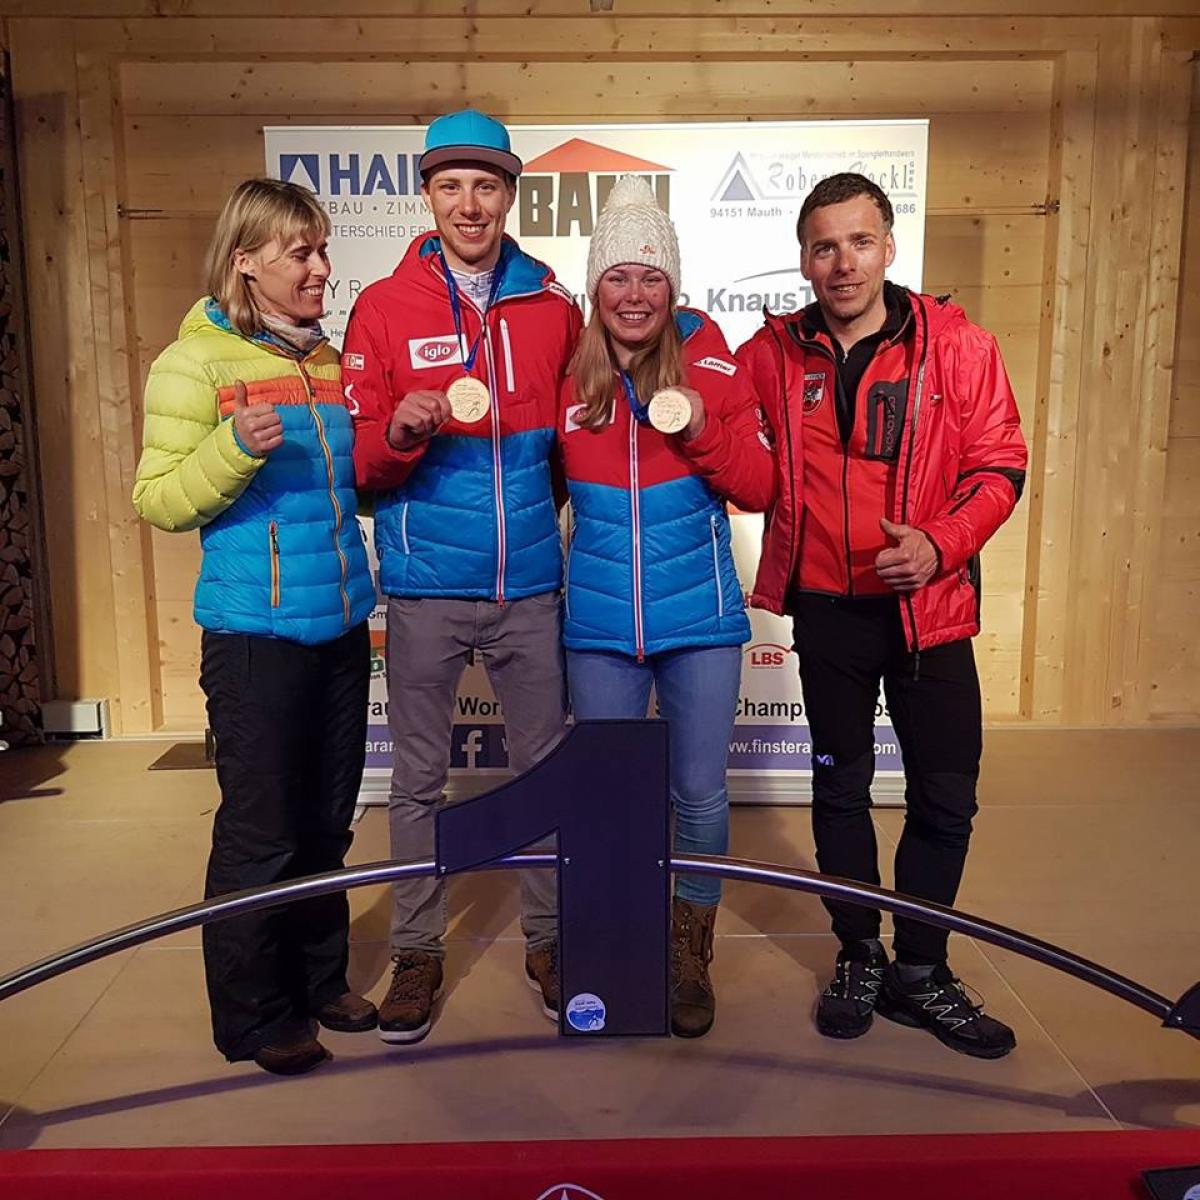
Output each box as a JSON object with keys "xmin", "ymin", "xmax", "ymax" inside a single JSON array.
[{"xmin": 385, "ymin": 592, "xmax": 566, "ymax": 957}]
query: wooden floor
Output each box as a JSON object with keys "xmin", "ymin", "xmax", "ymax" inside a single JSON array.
[{"xmin": 0, "ymin": 729, "xmax": 1198, "ymax": 1148}]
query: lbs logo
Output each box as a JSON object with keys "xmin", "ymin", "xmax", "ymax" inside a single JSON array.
[
  {"xmin": 408, "ymin": 336, "xmax": 463, "ymax": 371},
  {"xmin": 747, "ymin": 642, "xmax": 791, "ymax": 668}
]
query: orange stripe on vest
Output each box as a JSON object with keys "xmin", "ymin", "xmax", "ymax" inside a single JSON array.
[{"xmin": 218, "ymin": 376, "xmax": 347, "ymax": 418}]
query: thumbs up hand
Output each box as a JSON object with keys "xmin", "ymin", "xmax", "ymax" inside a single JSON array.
[
  {"xmin": 874, "ymin": 517, "xmax": 939, "ymax": 591},
  {"xmin": 231, "ymin": 380, "xmax": 284, "ymax": 456}
]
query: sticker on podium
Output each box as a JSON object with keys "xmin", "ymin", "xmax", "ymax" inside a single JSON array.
[{"xmin": 565, "ymin": 993, "xmax": 607, "ymax": 1032}]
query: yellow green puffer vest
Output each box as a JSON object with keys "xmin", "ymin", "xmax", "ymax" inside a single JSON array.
[{"xmin": 132, "ymin": 298, "xmax": 375, "ymax": 645}]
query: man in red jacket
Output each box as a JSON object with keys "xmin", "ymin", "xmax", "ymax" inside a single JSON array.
[{"xmin": 738, "ymin": 173, "xmax": 1027, "ymax": 1059}]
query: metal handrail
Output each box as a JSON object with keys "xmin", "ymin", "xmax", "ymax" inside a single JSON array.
[{"xmin": 1, "ymin": 853, "xmax": 1196, "ymax": 1035}]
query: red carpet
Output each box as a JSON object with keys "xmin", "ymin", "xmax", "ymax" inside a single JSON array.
[{"xmin": 2, "ymin": 1130, "xmax": 1199, "ymax": 1198}]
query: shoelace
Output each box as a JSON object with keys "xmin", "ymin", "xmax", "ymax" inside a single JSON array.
[
  {"xmin": 672, "ymin": 910, "xmax": 714, "ymax": 988},
  {"xmin": 825, "ymin": 957, "xmax": 884, "ymax": 1004},
  {"xmin": 387, "ymin": 956, "xmax": 436, "ymax": 1004},
  {"xmin": 928, "ymin": 973, "xmax": 986, "ymax": 1019},
  {"xmin": 896, "ymin": 970, "xmax": 990, "ymax": 1032}
]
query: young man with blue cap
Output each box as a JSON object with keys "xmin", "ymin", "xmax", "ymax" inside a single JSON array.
[{"xmin": 344, "ymin": 109, "xmax": 581, "ymax": 1044}]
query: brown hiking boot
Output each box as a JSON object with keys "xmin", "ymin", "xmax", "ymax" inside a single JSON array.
[
  {"xmin": 525, "ymin": 942, "xmax": 559, "ymax": 1022},
  {"xmin": 252, "ymin": 1030, "xmax": 330, "ymax": 1076},
  {"xmin": 670, "ymin": 896, "xmax": 717, "ymax": 1038},
  {"xmin": 313, "ymin": 990, "xmax": 378, "ymax": 1033},
  {"xmin": 378, "ymin": 951, "xmax": 443, "ymax": 1044}
]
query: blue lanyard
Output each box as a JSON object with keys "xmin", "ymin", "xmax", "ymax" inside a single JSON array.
[
  {"xmin": 439, "ymin": 249, "xmax": 505, "ymax": 372},
  {"xmin": 621, "ymin": 371, "xmax": 651, "ymax": 424}
]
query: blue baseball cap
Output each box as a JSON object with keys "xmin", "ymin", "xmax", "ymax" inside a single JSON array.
[{"xmin": 419, "ymin": 109, "xmax": 522, "ymax": 179}]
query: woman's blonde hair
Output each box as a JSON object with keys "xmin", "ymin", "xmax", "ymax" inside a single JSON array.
[
  {"xmin": 204, "ymin": 178, "xmax": 331, "ymax": 337},
  {"xmin": 569, "ymin": 307, "xmax": 684, "ymax": 431}
]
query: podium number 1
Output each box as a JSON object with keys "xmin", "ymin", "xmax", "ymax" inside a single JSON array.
[{"xmin": 436, "ymin": 720, "xmax": 671, "ymax": 1037}]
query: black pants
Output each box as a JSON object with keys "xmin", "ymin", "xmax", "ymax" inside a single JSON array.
[
  {"xmin": 793, "ymin": 594, "xmax": 982, "ymax": 965},
  {"xmin": 199, "ymin": 622, "xmax": 370, "ymax": 1061}
]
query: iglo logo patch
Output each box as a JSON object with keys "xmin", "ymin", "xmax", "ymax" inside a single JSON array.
[
  {"xmin": 802, "ymin": 372, "xmax": 826, "ymax": 414},
  {"xmin": 565, "ymin": 992, "xmax": 606, "ymax": 1032},
  {"xmin": 408, "ymin": 336, "xmax": 463, "ymax": 370}
]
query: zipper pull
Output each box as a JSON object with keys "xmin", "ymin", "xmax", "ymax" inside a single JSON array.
[{"xmin": 912, "ymin": 649, "xmax": 921, "ymax": 683}]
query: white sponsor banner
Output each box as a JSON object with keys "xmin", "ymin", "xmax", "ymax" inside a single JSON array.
[{"xmin": 267, "ymin": 121, "xmax": 927, "ymax": 785}]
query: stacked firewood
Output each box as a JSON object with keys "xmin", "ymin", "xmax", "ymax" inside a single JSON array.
[{"xmin": 0, "ymin": 75, "xmax": 41, "ymax": 750}]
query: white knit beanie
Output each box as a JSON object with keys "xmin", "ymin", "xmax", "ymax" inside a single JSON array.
[{"xmin": 586, "ymin": 175, "xmax": 681, "ymax": 300}]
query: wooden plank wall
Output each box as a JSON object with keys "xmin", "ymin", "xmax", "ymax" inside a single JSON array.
[
  {"xmin": 1149, "ymin": 61, "xmax": 1200, "ymax": 722},
  {"xmin": 0, "ymin": 3, "xmax": 1195, "ymax": 734}
]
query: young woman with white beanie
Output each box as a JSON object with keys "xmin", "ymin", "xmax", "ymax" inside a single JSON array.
[{"xmin": 558, "ymin": 175, "xmax": 776, "ymax": 1037}]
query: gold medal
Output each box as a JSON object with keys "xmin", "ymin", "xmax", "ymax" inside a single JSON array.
[
  {"xmin": 648, "ymin": 387, "xmax": 692, "ymax": 435},
  {"xmin": 447, "ymin": 376, "xmax": 491, "ymax": 424}
]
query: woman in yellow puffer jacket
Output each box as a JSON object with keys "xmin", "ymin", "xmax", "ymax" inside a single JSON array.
[{"xmin": 133, "ymin": 178, "xmax": 376, "ymax": 1076}]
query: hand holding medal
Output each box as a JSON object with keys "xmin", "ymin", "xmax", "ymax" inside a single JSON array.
[
  {"xmin": 649, "ymin": 385, "xmax": 705, "ymax": 440},
  {"xmin": 386, "ymin": 389, "xmax": 453, "ymax": 451},
  {"xmin": 622, "ymin": 371, "xmax": 705, "ymax": 440},
  {"xmin": 446, "ymin": 376, "xmax": 491, "ymax": 424}
]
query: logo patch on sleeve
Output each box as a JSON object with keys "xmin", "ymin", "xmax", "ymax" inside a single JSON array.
[
  {"xmin": 694, "ymin": 356, "xmax": 737, "ymax": 377},
  {"xmin": 408, "ymin": 336, "xmax": 463, "ymax": 370},
  {"xmin": 343, "ymin": 352, "xmax": 365, "ymax": 372}
]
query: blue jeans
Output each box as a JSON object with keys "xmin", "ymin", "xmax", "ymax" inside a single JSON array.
[{"xmin": 566, "ymin": 645, "xmax": 743, "ymax": 906}]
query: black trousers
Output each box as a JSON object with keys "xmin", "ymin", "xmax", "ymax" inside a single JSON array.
[
  {"xmin": 199, "ymin": 622, "xmax": 370, "ymax": 1060},
  {"xmin": 793, "ymin": 594, "xmax": 982, "ymax": 965}
]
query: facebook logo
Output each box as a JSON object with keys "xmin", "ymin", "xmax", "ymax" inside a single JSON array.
[{"xmin": 450, "ymin": 725, "xmax": 509, "ymax": 769}]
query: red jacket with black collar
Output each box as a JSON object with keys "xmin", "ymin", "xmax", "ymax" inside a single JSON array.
[{"xmin": 736, "ymin": 287, "xmax": 1027, "ymax": 652}]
